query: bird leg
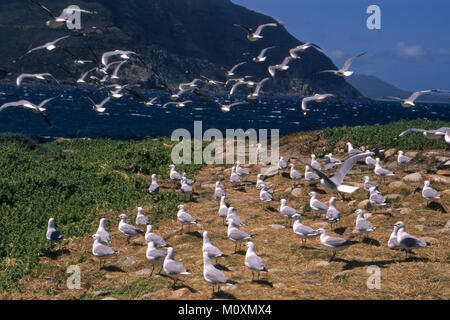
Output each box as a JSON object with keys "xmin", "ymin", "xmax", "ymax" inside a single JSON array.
[
  {"xmin": 158, "ymin": 265, "xmax": 163, "ymax": 275},
  {"xmin": 329, "ymin": 251, "xmax": 336, "ymax": 262},
  {"xmin": 150, "ymin": 265, "xmax": 155, "ymax": 276}
]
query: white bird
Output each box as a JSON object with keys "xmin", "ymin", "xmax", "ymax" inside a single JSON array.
[
  {"xmin": 247, "ymin": 77, "xmax": 270, "ymax": 100},
  {"xmin": 256, "ymin": 174, "xmax": 268, "ymax": 190},
  {"xmin": 310, "ymin": 155, "xmax": 322, "ymax": 171},
  {"xmin": 289, "ymin": 43, "xmax": 322, "ymax": 59},
  {"xmin": 292, "ymin": 214, "xmax": 320, "ymax": 246},
  {"xmin": 110, "ymin": 60, "xmax": 128, "ymax": 80},
  {"xmin": 170, "ymin": 88, "xmax": 191, "ymax": 101},
  {"xmin": 268, "ymin": 56, "xmax": 294, "ymax": 77},
  {"xmin": 149, "ymin": 174, "xmax": 159, "ymax": 194},
  {"xmin": 46, "ymin": 217, "xmax": 63, "ymax": 242},
  {"xmin": 326, "ymin": 197, "xmax": 341, "ymax": 226},
  {"xmin": 85, "ymin": 96, "xmax": 110, "ymax": 113},
  {"xmin": 347, "ymin": 142, "xmax": 362, "ymax": 155},
  {"xmin": 355, "ymin": 209, "xmax": 376, "ymax": 237},
  {"xmin": 388, "ymin": 225, "xmax": 401, "ymax": 250},
  {"xmin": 214, "ymin": 181, "xmax": 226, "ymax": 199},
  {"xmin": 245, "ymin": 242, "xmax": 267, "ymax": 280},
  {"xmin": 16, "ymin": 73, "xmax": 59, "ymax": 87},
  {"xmin": 162, "ymin": 100, "xmax": 193, "ymax": 108},
  {"xmin": 30, "ymin": 0, "xmax": 96, "ymax": 28},
  {"xmin": 226, "ymin": 207, "xmax": 245, "ymax": 227},
  {"xmin": 180, "ymin": 177, "xmax": 193, "ymax": 200},
  {"xmin": 398, "ymin": 127, "xmax": 450, "ymax": 148},
  {"xmin": 365, "ymin": 154, "xmax": 377, "ymax": 167},
  {"xmin": 234, "ymin": 23, "xmax": 277, "ymax": 42},
  {"xmin": 379, "ymin": 90, "xmax": 438, "ymax": 108},
  {"xmin": 278, "ymin": 157, "xmax": 288, "ymax": 170},
  {"xmin": 251, "ymin": 46, "xmax": 276, "ymax": 62},
  {"xmin": 145, "ymin": 96, "xmax": 160, "ymax": 107},
  {"xmin": 327, "ymin": 153, "xmax": 342, "ymax": 164},
  {"xmin": 394, "ymin": 221, "xmax": 427, "ymax": 256},
  {"xmin": 118, "ymin": 214, "xmax": 143, "ymax": 244},
  {"xmin": 227, "ymin": 219, "xmax": 252, "ymax": 252},
  {"xmin": 182, "ymin": 172, "xmax": 195, "ymax": 185},
  {"xmin": 228, "ymin": 80, "xmax": 251, "ymax": 97},
  {"xmin": 309, "ymin": 192, "xmax": 328, "ymax": 215},
  {"xmin": 422, "ymin": 180, "xmax": 440, "ymax": 204},
  {"xmin": 169, "ymin": 164, "xmax": 183, "ymax": 182},
  {"xmin": 223, "ymin": 62, "xmax": 246, "ymax": 77},
  {"xmin": 95, "ymin": 218, "xmax": 111, "ymax": 244},
  {"xmin": 0, "ymin": 96, "xmax": 57, "ymax": 126},
  {"xmin": 317, "ymin": 228, "xmax": 354, "ymax": 261},
  {"xmin": 397, "ymin": 151, "xmax": 413, "ymax": 165},
  {"xmin": 203, "ymin": 251, "xmax": 232, "ymax": 295},
  {"xmin": 192, "ymin": 89, "xmax": 249, "ymax": 112},
  {"xmin": 163, "ymin": 247, "xmax": 191, "ymax": 287},
  {"xmin": 75, "ymin": 67, "xmax": 97, "ymax": 84},
  {"xmin": 363, "ymin": 176, "xmax": 378, "ymax": 191},
  {"xmin": 179, "ymin": 79, "xmax": 204, "ymax": 91},
  {"xmin": 92, "ymin": 234, "xmax": 117, "ymax": 269},
  {"xmin": 235, "ymin": 161, "xmax": 249, "ymax": 176},
  {"xmin": 177, "ymin": 204, "xmax": 197, "ymax": 233},
  {"xmin": 369, "ymin": 186, "xmax": 387, "ymax": 207},
  {"xmin": 202, "ymin": 231, "xmax": 225, "ymax": 263},
  {"xmin": 25, "ymin": 35, "xmax": 72, "ymax": 55},
  {"xmin": 280, "ymin": 199, "xmax": 298, "ymax": 220},
  {"xmin": 374, "ymin": 158, "xmax": 394, "ymax": 179},
  {"xmin": 135, "ymin": 207, "xmax": 149, "ymax": 226},
  {"xmin": 101, "ymin": 50, "xmax": 140, "ymax": 67},
  {"xmin": 305, "ymin": 165, "xmax": 320, "ymax": 181},
  {"xmin": 146, "ymin": 241, "xmax": 167, "ymax": 276},
  {"xmin": 230, "ymin": 167, "xmax": 241, "ymax": 183},
  {"xmin": 317, "ymin": 52, "xmax": 366, "ymax": 77},
  {"xmin": 259, "ymin": 185, "xmax": 273, "ymax": 202},
  {"xmin": 145, "ymin": 225, "xmax": 167, "ymax": 247},
  {"xmin": 289, "ymin": 163, "xmax": 303, "ymax": 180},
  {"xmin": 218, "ymin": 196, "xmax": 228, "ymax": 224},
  {"xmin": 301, "ymin": 93, "xmax": 342, "ymax": 115}
]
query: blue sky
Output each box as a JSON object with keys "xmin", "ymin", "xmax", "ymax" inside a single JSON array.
[{"xmin": 231, "ymin": 0, "xmax": 450, "ymax": 91}]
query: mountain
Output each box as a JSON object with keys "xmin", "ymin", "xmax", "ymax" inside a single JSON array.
[{"xmin": 0, "ymin": 0, "xmax": 360, "ymax": 97}]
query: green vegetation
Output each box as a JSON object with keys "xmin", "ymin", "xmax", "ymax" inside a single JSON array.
[
  {"xmin": 321, "ymin": 119, "xmax": 450, "ymax": 151},
  {"xmin": 0, "ymin": 134, "xmax": 202, "ymax": 291}
]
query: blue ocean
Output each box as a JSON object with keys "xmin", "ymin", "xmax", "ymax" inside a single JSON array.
[{"xmin": 0, "ymin": 84, "xmax": 449, "ymax": 141}]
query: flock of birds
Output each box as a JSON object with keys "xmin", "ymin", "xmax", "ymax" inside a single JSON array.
[
  {"xmin": 1, "ymin": 1, "xmax": 449, "ymax": 127},
  {"xmin": 45, "ymin": 135, "xmax": 445, "ymax": 295}
]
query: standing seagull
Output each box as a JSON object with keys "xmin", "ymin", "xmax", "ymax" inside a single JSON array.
[
  {"xmin": 394, "ymin": 221, "xmax": 427, "ymax": 257},
  {"xmin": 278, "ymin": 157, "xmax": 288, "ymax": 170},
  {"xmin": 280, "ymin": 199, "xmax": 299, "ymax": 221},
  {"xmin": 230, "ymin": 167, "xmax": 241, "ymax": 184},
  {"xmin": 177, "ymin": 205, "xmax": 197, "ymax": 233},
  {"xmin": 118, "ymin": 214, "xmax": 143, "ymax": 244},
  {"xmin": 388, "ymin": 225, "xmax": 401, "ymax": 250},
  {"xmin": 218, "ymin": 196, "xmax": 228, "ymax": 224},
  {"xmin": 145, "ymin": 225, "xmax": 167, "ymax": 247},
  {"xmin": 227, "ymin": 219, "xmax": 252, "ymax": 253},
  {"xmin": 214, "ymin": 181, "xmax": 226, "ymax": 200},
  {"xmin": 260, "ymin": 185, "xmax": 273, "ymax": 202},
  {"xmin": 202, "ymin": 231, "xmax": 225, "ymax": 263},
  {"xmin": 397, "ymin": 151, "xmax": 413, "ymax": 169},
  {"xmin": 326, "ymin": 197, "xmax": 341, "ymax": 227},
  {"xmin": 256, "ymin": 174, "xmax": 268, "ymax": 190},
  {"xmin": 163, "ymin": 247, "xmax": 191, "ymax": 288},
  {"xmin": 422, "ymin": 180, "xmax": 441, "ymax": 205},
  {"xmin": 245, "ymin": 242, "xmax": 267, "ymax": 281},
  {"xmin": 292, "ymin": 214, "xmax": 320, "ymax": 246},
  {"xmin": 46, "ymin": 218, "xmax": 64, "ymax": 242},
  {"xmin": 309, "ymin": 192, "xmax": 329, "ymax": 216},
  {"xmin": 374, "ymin": 158, "xmax": 394, "ymax": 180},
  {"xmin": 310, "ymin": 155, "xmax": 322, "ymax": 171},
  {"xmin": 363, "ymin": 176, "xmax": 378, "ymax": 191},
  {"xmin": 347, "ymin": 142, "xmax": 362, "ymax": 155},
  {"xmin": 135, "ymin": 207, "xmax": 149, "ymax": 227},
  {"xmin": 149, "ymin": 174, "xmax": 159, "ymax": 194},
  {"xmin": 305, "ymin": 165, "xmax": 320, "ymax": 181},
  {"xmin": 234, "ymin": 23, "xmax": 277, "ymax": 42},
  {"xmin": 355, "ymin": 209, "xmax": 376, "ymax": 239},
  {"xmin": 301, "ymin": 93, "xmax": 342, "ymax": 115},
  {"xmin": 146, "ymin": 241, "xmax": 167, "ymax": 276},
  {"xmin": 226, "ymin": 207, "xmax": 245, "ymax": 227},
  {"xmin": 317, "ymin": 228, "xmax": 354, "ymax": 261},
  {"xmin": 92, "ymin": 234, "xmax": 117, "ymax": 269},
  {"xmin": 289, "ymin": 164, "xmax": 303, "ymax": 182},
  {"xmin": 169, "ymin": 164, "xmax": 183, "ymax": 185},
  {"xmin": 0, "ymin": 96, "xmax": 58, "ymax": 126},
  {"xmin": 95, "ymin": 218, "xmax": 111, "ymax": 244},
  {"xmin": 235, "ymin": 161, "xmax": 249, "ymax": 176},
  {"xmin": 180, "ymin": 177, "xmax": 193, "ymax": 200},
  {"xmin": 203, "ymin": 251, "xmax": 233, "ymax": 295},
  {"xmin": 317, "ymin": 52, "xmax": 366, "ymax": 77},
  {"xmin": 369, "ymin": 186, "xmax": 387, "ymax": 207}
]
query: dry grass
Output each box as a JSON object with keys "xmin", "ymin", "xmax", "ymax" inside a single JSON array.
[{"xmin": 2, "ymin": 139, "xmax": 449, "ymax": 300}]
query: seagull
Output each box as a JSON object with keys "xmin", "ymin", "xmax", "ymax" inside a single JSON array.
[
  {"xmin": 227, "ymin": 219, "xmax": 252, "ymax": 253},
  {"xmin": 169, "ymin": 88, "xmax": 191, "ymax": 100},
  {"xmin": 317, "ymin": 52, "xmax": 366, "ymax": 77},
  {"xmin": 136, "ymin": 207, "xmax": 149, "ymax": 226},
  {"xmin": 193, "ymin": 89, "xmax": 249, "ymax": 112},
  {"xmin": 149, "ymin": 174, "xmax": 159, "ymax": 194},
  {"xmin": 0, "ymin": 96, "xmax": 58, "ymax": 126},
  {"xmin": 218, "ymin": 196, "xmax": 228, "ymax": 224},
  {"xmin": 292, "ymin": 214, "xmax": 320, "ymax": 246},
  {"xmin": 62, "ymin": 48, "xmax": 95, "ymax": 65},
  {"xmin": 289, "ymin": 164, "xmax": 303, "ymax": 181},
  {"xmin": 235, "ymin": 161, "xmax": 249, "ymax": 176},
  {"xmin": 260, "ymin": 185, "xmax": 273, "ymax": 202},
  {"xmin": 169, "ymin": 164, "xmax": 183, "ymax": 183},
  {"xmin": 180, "ymin": 177, "xmax": 193, "ymax": 200},
  {"xmin": 230, "ymin": 167, "xmax": 241, "ymax": 183},
  {"xmin": 301, "ymin": 93, "xmax": 342, "ymax": 115},
  {"xmin": 146, "ymin": 241, "xmax": 167, "ymax": 276},
  {"xmin": 394, "ymin": 221, "xmax": 427, "ymax": 257},
  {"xmin": 203, "ymin": 251, "xmax": 233, "ymax": 295},
  {"xmin": 374, "ymin": 158, "xmax": 394, "ymax": 179},
  {"xmin": 365, "ymin": 153, "xmax": 377, "ymax": 167},
  {"xmin": 325, "ymin": 155, "xmax": 339, "ymax": 171},
  {"xmin": 397, "ymin": 151, "xmax": 413, "ymax": 165},
  {"xmin": 203, "ymin": 231, "xmax": 225, "ymax": 263},
  {"xmin": 29, "ymin": 0, "xmax": 96, "ymax": 28},
  {"xmin": 75, "ymin": 67, "xmax": 97, "ymax": 84},
  {"xmin": 247, "ymin": 77, "xmax": 270, "ymax": 100},
  {"xmin": 223, "ymin": 62, "xmax": 246, "ymax": 77},
  {"xmin": 422, "ymin": 180, "xmax": 440, "ymax": 204},
  {"xmin": 309, "ymin": 192, "xmax": 328, "ymax": 216},
  {"xmin": 310, "ymin": 154, "xmax": 322, "ymax": 171},
  {"xmin": 118, "ymin": 214, "xmax": 143, "ymax": 244},
  {"xmin": 92, "ymin": 234, "xmax": 117, "ymax": 269},
  {"xmin": 245, "ymin": 242, "xmax": 267, "ymax": 280},
  {"xmin": 85, "ymin": 96, "xmax": 110, "ymax": 113},
  {"xmin": 369, "ymin": 186, "xmax": 387, "ymax": 207},
  {"xmin": 46, "ymin": 218, "xmax": 63, "ymax": 242},
  {"xmin": 347, "ymin": 142, "xmax": 362, "ymax": 155},
  {"xmin": 280, "ymin": 199, "xmax": 299, "ymax": 220},
  {"xmin": 278, "ymin": 157, "xmax": 288, "ymax": 170},
  {"xmin": 303, "ymin": 152, "xmax": 375, "ymax": 194},
  {"xmin": 250, "ymin": 46, "xmax": 277, "ymax": 62},
  {"xmin": 268, "ymin": 56, "xmax": 294, "ymax": 77},
  {"xmin": 305, "ymin": 165, "xmax": 320, "ymax": 181},
  {"xmin": 144, "ymin": 96, "xmax": 160, "ymax": 107},
  {"xmin": 101, "ymin": 50, "xmax": 143, "ymax": 68},
  {"xmin": 179, "ymin": 79, "xmax": 204, "ymax": 91},
  {"xmin": 163, "ymin": 247, "xmax": 191, "ymax": 288},
  {"xmin": 177, "ymin": 205, "xmax": 197, "ymax": 233},
  {"xmin": 145, "ymin": 225, "xmax": 167, "ymax": 247},
  {"xmin": 327, "ymin": 153, "xmax": 342, "ymax": 164},
  {"xmin": 182, "ymin": 172, "xmax": 195, "ymax": 185},
  {"xmin": 256, "ymin": 174, "xmax": 268, "ymax": 190},
  {"xmin": 317, "ymin": 228, "xmax": 354, "ymax": 261},
  {"xmin": 186, "ymin": 70, "xmax": 224, "ymax": 86},
  {"xmin": 162, "ymin": 100, "xmax": 193, "ymax": 108},
  {"xmin": 363, "ymin": 176, "xmax": 378, "ymax": 191},
  {"xmin": 289, "ymin": 43, "xmax": 323, "ymax": 59},
  {"xmin": 228, "ymin": 80, "xmax": 252, "ymax": 97},
  {"xmin": 16, "ymin": 73, "xmax": 60, "ymax": 87},
  {"xmin": 226, "ymin": 207, "xmax": 245, "ymax": 227},
  {"xmin": 110, "ymin": 60, "xmax": 128, "ymax": 80},
  {"xmin": 388, "ymin": 225, "xmax": 401, "ymax": 250},
  {"xmin": 355, "ymin": 209, "xmax": 376, "ymax": 238},
  {"xmin": 326, "ymin": 197, "xmax": 341, "ymax": 227},
  {"xmin": 214, "ymin": 181, "xmax": 226, "ymax": 200},
  {"xmin": 95, "ymin": 218, "xmax": 111, "ymax": 244},
  {"xmin": 234, "ymin": 23, "xmax": 277, "ymax": 41},
  {"xmin": 398, "ymin": 127, "xmax": 450, "ymax": 148},
  {"xmin": 378, "ymin": 90, "xmax": 439, "ymax": 107},
  {"xmin": 25, "ymin": 35, "xmax": 73, "ymax": 55}
]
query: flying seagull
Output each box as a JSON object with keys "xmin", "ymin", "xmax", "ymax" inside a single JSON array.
[
  {"xmin": 317, "ymin": 52, "xmax": 366, "ymax": 77},
  {"xmin": 301, "ymin": 93, "xmax": 342, "ymax": 115},
  {"xmin": 234, "ymin": 23, "xmax": 277, "ymax": 41},
  {"xmin": 193, "ymin": 90, "xmax": 249, "ymax": 113},
  {"xmin": 377, "ymin": 90, "xmax": 444, "ymax": 107},
  {"xmin": 0, "ymin": 96, "xmax": 58, "ymax": 126},
  {"xmin": 268, "ymin": 56, "xmax": 294, "ymax": 78},
  {"xmin": 25, "ymin": 35, "xmax": 73, "ymax": 56},
  {"xmin": 85, "ymin": 96, "xmax": 110, "ymax": 113},
  {"xmin": 398, "ymin": 127, "xmax": 450, "ymax": 148},
  {"xmin": 16, "ymin": 73, "xmax": 60, "ymax": 87},
  {"xmin": 246, "ymin": 46, "xmax": 277, "ymax": 63},
  {"xmin": 162, "ymin": 100, "xmax": 193, "ymax": 108},
  {"xmin": 247, "ymin": 77, "xmax": 270, "ymax": 100},
  {"xmin": 222, "ymin": 62, "xmax": 247, "ymax": 77},
  {"xmin": 289, "ymin": 43, "xmax": 322, "ymax": 59}
]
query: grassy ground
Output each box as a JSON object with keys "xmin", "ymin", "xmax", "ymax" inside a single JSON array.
[{"xmin": 0, "ymin": 119, "xmax": 449, "ymax": 299}]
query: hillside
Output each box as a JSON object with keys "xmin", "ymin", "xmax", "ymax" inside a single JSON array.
[
  {"xmin": 0, "ymin": 0, "xmax": 360, "ymax": 97},
  {"xmin": 0, "ymin": 119, "xmax": 449, "ymax": 299}
]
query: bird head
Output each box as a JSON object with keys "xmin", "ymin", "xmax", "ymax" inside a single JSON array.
[
  {"xmin": 394, "ymin": 221, "xmax": 405, "ymax": 229},
  {"xmin": 119, "ymin": 214, "xmax": 127, "ymax": 220}
]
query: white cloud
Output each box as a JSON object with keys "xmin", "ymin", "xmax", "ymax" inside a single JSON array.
[
  {"xmin": 395, "ymin": 41, "xmax": 426, "ymax": 58},
  {"xmin": 325, "ymin": 49, "xmax": 345, "ymax": 59},
  {"xmin": 439, "ymin": 48, "xmax": 450, "ymax": 55}
]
